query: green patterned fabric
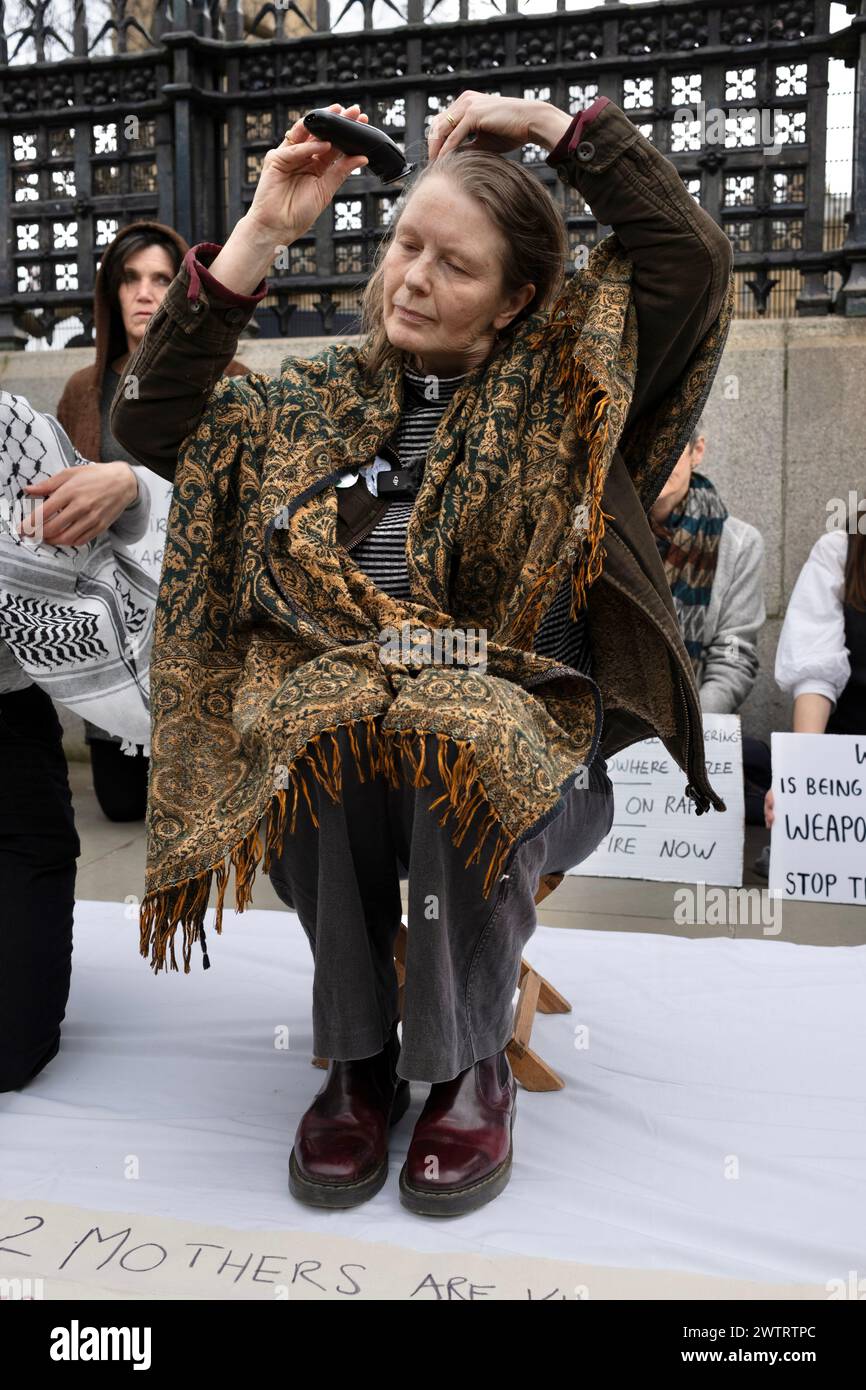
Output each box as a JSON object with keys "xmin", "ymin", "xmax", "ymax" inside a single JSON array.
[{"xmin": 140, "ymin": 230, "xmax": 734, "ymax": 973}]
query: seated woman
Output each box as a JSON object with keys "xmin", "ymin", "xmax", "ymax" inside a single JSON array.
[
  {"xmin": 55, "ymin": 219, "xmax": 253, "ymax": 823},
  {"xmin": 648, "ymin": 419, "xmax": 769, "ymax": 824},
  {"xmin": 111, "ymin": 94, "xmax": 734, "ymax": 1217},
  {"xmin": 764, "ymin": 513, "xmax": 866, "ymax": 833}
]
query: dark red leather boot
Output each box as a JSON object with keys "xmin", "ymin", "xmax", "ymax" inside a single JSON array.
[
  {"xmin": 399, "ymin": 1048, "xmax": 517, "ymax": 1216},
  {"xmin": 289, "ymin": 1019, "xmax": 411, "ymax": 1208}
]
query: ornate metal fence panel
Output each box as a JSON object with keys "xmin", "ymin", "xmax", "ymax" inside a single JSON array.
[{"xmin": 0, "ymin": 0, "xmax": 863, "ymax": 348}]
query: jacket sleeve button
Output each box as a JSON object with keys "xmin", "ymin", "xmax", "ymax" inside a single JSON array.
[
  {"xmin": 576, "ymin": 140, "xmax": 595, "ymax": 162},
  {"xmin": 189, "ymin": 300, "xmax": 203, "ymax": 313}
]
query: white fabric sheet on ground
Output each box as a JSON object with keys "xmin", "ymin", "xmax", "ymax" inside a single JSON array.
[{"xmin": 1, "ymin": 898, "xmax": 864, "ymax": 1293}]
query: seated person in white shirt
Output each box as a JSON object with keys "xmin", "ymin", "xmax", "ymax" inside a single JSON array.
[{"xmin": 765, "ymin": 520, "xmax": 866, "ymax": 832}]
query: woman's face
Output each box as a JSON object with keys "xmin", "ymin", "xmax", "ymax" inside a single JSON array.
[
  {"xmin": 382, "ymin": 174, "xmax": 535, "ymax": 378},
  {"xmin": 116, "ymin": 243, "xmax": 177, "ymax": 351}
]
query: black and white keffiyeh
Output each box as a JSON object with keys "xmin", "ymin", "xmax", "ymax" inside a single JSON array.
[{"xmin": 0, "ymin": 389, "xmax": 156, "ymax": 755}]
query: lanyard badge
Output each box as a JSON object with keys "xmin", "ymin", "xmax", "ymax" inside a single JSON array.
[
  {"xmin": 376, "ymin": 467, "xmax": 417, "ymax": 496},
  {"xmin": 358, "ymin": 447, "xmax": 418, "ymax": 498}
]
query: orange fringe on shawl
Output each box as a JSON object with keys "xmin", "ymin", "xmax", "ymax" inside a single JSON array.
[
  {"xmin": 138, "ymin": 717, "xmax": 517, "ymax": 975},
  {"xmin": 512, "ymin": 303, "xmax": 618, "ymax": 649}
]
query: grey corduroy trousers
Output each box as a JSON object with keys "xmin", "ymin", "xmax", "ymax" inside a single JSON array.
[{"xmin": 268, "ymin": 723, "xmax": 614, "ymax": 1083}]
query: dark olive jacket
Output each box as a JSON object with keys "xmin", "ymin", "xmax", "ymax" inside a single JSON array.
[{"xmin": 111, "ymin": 100, "xmax": 735, "ymax": 829}]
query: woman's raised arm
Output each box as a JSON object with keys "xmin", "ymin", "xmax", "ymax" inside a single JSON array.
[
  {"xmin": 544, "ymin": 98, "xmax": 734, "ymax": 433},
  {"xmin": 109, "ymin": 243, "xmax": 268, "ymax": 484},
  {"xmin": 111, "ymin": 102, "xmax": 372, "ymax": 484},
  {"xmin": 424, "ymin": 91, "xmax": 733, "ymax": 435}
]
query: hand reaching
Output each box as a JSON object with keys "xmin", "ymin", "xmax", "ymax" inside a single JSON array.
[
  {"xmin": 245, "ymin": 102, "xmax": 371, "ymax": 243},
  {"xmin": 18, "ymin": 461, "xmax": 138, "ymax": 548}
]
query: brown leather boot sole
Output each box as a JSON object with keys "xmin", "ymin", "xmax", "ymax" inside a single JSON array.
[
  {"xmin": 289, "ymin": 1076, "xmax": 411, "ymax": 1209},
  {"xmin": 398, "ymin": 1079, "xmax": 517, "ymax": 1218}
]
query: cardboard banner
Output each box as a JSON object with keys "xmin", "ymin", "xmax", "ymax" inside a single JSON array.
[
  {"xmin": 571, "ymin": 713, "xmax": 745, "ymax": 886},
  {"xmin": 0, "ymin": 1199, "xmax": 827, "ymax": 1301},
  {"xmin": 769, "ymin": 732, "xmax": 866, "ymax": 906}
]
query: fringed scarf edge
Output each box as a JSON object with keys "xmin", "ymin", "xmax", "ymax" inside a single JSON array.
[
  {"xmin": 513, "ymin": 316, "xmax": 620, "ymax": 649},
  {"xmin": 139, "ymin": 716, "xmax": 517, "ymax": 975}
]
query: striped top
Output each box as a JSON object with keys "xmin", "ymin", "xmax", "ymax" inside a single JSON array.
[{"xmin": 351, "ymin": 363, "xmax": 593, "ymax": 676}]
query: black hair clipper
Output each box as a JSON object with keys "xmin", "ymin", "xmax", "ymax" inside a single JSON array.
[{"xmin": 302, "ymin": 108, "xmax": 415, "ymax": 183}]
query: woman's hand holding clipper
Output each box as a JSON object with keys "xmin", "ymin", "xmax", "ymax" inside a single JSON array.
[
  {"xmin": 209, "ymin": 103, "xmax": 370, "ymax": 296},
  {"xmin": 249, "ymin": 103, "xmax": 371, "ymax": 240}
]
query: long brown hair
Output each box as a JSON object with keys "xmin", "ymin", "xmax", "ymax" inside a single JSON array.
[
  {"xmin": 357, "ymin": 149, "xmax": 570, "ymax": 381},
  {"xmin": 844, "ymin": 529, "xmax": 866, "ymax": 611}
]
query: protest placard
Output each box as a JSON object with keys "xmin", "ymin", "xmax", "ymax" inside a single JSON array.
[
  {"xmin": 570, "ymin": 713, "xmax": 744, "ymax": 886},
  {"xmin": 768, "ymin": 732, "xmax": 866, "ymax": 906}
]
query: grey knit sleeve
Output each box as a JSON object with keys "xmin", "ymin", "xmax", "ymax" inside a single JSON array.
[{"xmin": 105, "ymin": 467, "xmax": 151, "ymax": 545}]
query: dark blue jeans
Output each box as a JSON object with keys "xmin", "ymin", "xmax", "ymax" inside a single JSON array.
[
  {"xmin": 268, "ymin": 724, "xmax": 614, "ymax": 1084},
  {"xmin": 0, "ymin": 683, "xmax": 78, "ymax": 1091}
]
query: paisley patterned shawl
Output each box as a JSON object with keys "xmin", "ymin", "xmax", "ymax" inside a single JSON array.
[{"xmin": 141, "ymin": 231, "xmax": 733, "ymax": 973}]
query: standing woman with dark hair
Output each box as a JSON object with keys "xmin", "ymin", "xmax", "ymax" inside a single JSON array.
[
  {"xmin": 55, "ymin": 222, "xmax": 252, "ymax": 821},
  {"xmin": 112, "ymin": 94, "xmax": 734, "ymax": 1216}
]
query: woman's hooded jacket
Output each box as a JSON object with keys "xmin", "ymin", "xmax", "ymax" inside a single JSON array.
[
  {"xmin": 111, "ymin": 101, "xmax": 736, "ymax": 974},
  {"xmin": 55, "ymin": 219, "xmax": 250, "ymax": 462}
]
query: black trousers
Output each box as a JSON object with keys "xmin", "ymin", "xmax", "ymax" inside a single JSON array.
[
  {"xmin": 742, "ymin": 734, "xmax": 772, "ymax": 827},
  {"xmin": 86, "ymin": 734, "xmax": 149, "ymax": 822},
  {"xmin": 0, "ymin": 684, "xmax": 78, "ymax": 1091},
  {"xmin": 268, "ymin": 724, "xmax": 615, "ymax": 1083}
]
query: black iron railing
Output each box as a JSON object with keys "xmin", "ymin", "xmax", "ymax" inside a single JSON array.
[{"xmin": 0, "ymin": 0, "xmax": 863, "ymax": 348}]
